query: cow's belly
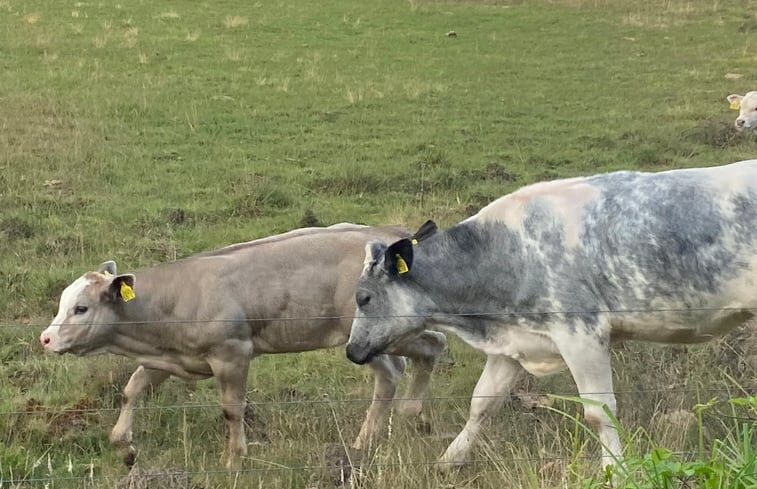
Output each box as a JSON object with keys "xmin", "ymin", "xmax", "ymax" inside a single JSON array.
[
  {"xmin": 445, "ymin": 325, "xmax": 567, "ymax": 377},
  {"xmin": 609, "ymin": 309, "xmax": 754, "ymax": 344},
  {"xmin": 252, "ymin": 318, "xmax": 350, "ymax": 354},
  {"xmin": 136, "ymin": 354, "xmax": 213, "ymax": 380}
]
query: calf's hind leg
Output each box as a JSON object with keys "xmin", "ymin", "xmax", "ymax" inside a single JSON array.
[
  {"xmin": 208, "ymin": 342, "xmax": 253, "ymax": 469},
  {"xmin": 554, "ymin": 329, "xmax": 621, "ymax": 470},
  {"xmin": 110, "ymin": 366, "xmax": 171, "ymax": 466}
]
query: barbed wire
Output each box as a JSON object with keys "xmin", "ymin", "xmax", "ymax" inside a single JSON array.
[
  {"xmin": 1, "ymin": 387, "xmax": 754, "ymax": 417},
  {"xmin": 2, "ymin": 305, "xmax": 757, "ymax": 330},
  {"xmin": 0, "ymin": 451, "xmax": 704, "ymax": 485}
]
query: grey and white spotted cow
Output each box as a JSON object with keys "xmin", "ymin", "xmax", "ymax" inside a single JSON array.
[
  {"xmin": 727, "ymin": 91, "xmax": 757, "ymax": 131},
  {"xmin": 346, "ymin": 160, "xmax": 757, "ymax": 470},
  {"xmin": 40, "ymin": 223, "xmax": 446, "ymax": 467}
]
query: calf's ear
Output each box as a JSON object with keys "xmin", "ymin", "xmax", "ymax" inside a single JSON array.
[
  {"xmin": 98, "ymin": 260, "xmax": 117, "ymax": 276},
  {"xmin": 385, "ymin": 239, "xmax": 414, "ymax": 276},
  {"xmin": 411, "ymin": 220, "xmax": 437, "ymax": 244},
  {"xmin": 727, "ymin": 94, "xmax": 743, "ymax": 110},
  {"xmin": 102, "ymin": 274, "xmax": 137, "ymax": 303}
]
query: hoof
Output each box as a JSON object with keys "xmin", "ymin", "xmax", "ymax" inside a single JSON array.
[
  {"xmin": 415, "ymin": 418, "xmax": 432, "ymax": 435},
  {"xmin": 123, "ymin": 449, "xmax": 136, "ymax": 468},
  {"xmin": 113, "ymin": 441, "xmax": 136, "ymax": 468},
  {"xmin": 436, "ymin": 454, "xmax": 469, "ymax": 473},
  {"xmin": 396, "ymin": 399, "xmax": 423, "ymax": 417}
]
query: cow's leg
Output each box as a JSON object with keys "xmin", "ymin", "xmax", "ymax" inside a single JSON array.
[
  {"xmin": 352, "ymin": 354, "xmax": 405, "ymax": 450},
  {"xmin": 209, "ymin": 347, "xmax": 253, "ymax": 469},
  {"xmin": 110, "ymin": 366, "xmax": 170, "ymax": 466},
  {"xmin": 555, "ymin": 331, "xmax": 621, "ymax": 469},
  {"xmin": 438, "ymin": 354, "xmax": 522, "ymax": 469},
  {"xmin": 385, "ymin": 330, "xmax": 447, "ymax": 417}
]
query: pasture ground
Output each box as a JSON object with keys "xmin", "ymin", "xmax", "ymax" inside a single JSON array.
[{"xmin": 1, "ymin": 0, "xmax": 757, "ymax": 487}]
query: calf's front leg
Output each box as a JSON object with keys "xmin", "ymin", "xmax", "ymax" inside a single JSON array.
[
  {"xmin": 439, "ymin": 354, "xmax": 523, "ymax": 469},
  {"xmin": 352, "ymin": 354, "xmax": 405, "ymax": 450},
  {"xmin": 386, "ymin": 330, "xmax": 447, "ymax": 417},
  {"xmin": 110, "ymin": 366, "xmax": 171, "ymax": 466}
]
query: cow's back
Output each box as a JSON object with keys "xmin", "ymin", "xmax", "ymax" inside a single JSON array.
[
  {"xmin": 207, "ymin": 225, "xmax": 411, "ymax": 353},
  {"xmin": 459, "ymin": 160, "xmax": 757, "ymax": 340}
]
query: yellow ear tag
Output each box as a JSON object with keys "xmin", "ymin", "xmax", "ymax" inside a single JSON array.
[
  {"xmin": 120, "ymin": 282, "xmax": 136, "ymax": 302},
  {"xmin": 730, "ymin": 100, "xmax": 740, "ymax": 110},
  {"xmin": 103, "ymin": 270, "xmax": 112, "ymax": 277},
  {"xmin": 395, "ymin": 254, "xmax": 409, "ymax": 274},
  {"xmin": 411, "ymin": 238, "xmax": 419, "ymax": 245}
]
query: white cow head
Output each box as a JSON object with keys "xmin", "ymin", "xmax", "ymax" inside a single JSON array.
[
  {"xmin": 727, "ymin": 91, "xmax": 757, "ymax": 131},
  {"xmin": 40, "ymin": 261, "xmax": 136, "ymax": 355}
]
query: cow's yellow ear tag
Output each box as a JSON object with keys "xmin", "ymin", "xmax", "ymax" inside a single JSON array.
[
  {"xmin": 395, "ymin": 254, "xmax": 409, "ymax": 274},
  {"xmin": 411, "ymin": 238, "xmax": 419, "ymax": 245},
  {"xmin": 730, "ymin": 100, "xmax": 740, "ymax": 110},
  {"xmin": 120, "ymin": 282, "xmax": 136, "ymax": 302}
]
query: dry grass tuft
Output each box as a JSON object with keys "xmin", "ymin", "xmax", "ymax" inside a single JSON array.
[
  {"xmin": 224, "ymin": 15, "xmax": 248, "ymax": 28},
  {"xmin": 116, "ymin": 466, "xmax": 199, "ymax": 489},
  {"xmin": 156, "ymin": 11, "xmax": 180, "ymax": 19},
  {"xmin": 23, "ymin": 12, "xmax": 40, "ymax": 24}
]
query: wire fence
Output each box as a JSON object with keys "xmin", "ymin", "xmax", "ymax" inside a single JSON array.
[
  {"xmin": 1, "ymin": 386, "xmax": 756, "ymax": 418},
  {"xmin": 2, "ymin": 308, "xmax": 756, "ymax": 485},
  {"xmin": 1, "ymin": 385, "xmax": 755, "ymax": 486},
  {"xmin": 2, "ymin": 305, "xmax": 757, "ymax": 330}
]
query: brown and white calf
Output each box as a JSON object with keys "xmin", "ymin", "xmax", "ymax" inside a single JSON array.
[
  {"xmin": 40, "ymin": 223, "xmax": 446, "ymax": 467},
  {"xmin": 727, "ymin": 91, "xmax": 757, "ymax": 131}
]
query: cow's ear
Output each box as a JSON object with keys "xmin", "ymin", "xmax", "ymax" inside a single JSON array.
[
  {"xmin": 98, "ymin": 260, "xmax": 117, "ymax": 276},
  {"xmin": 727, "ymin": 94, "xmax": 743, "ymax": 110},
  {"xmin": 385, "ymin": 239, "xmax": 414, "ymax": 276},
  {"xmin": 103, "ymin": 274, "xmax": 137, "ymax": 303},
  {"xmin": 411, "ymin": 220, "xmax": 437, "ymax": 244}
]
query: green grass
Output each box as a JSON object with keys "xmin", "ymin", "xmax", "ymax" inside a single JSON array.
[{"xmin": 1, "ymin": 0, "xmax": 757, "ymax": 487}]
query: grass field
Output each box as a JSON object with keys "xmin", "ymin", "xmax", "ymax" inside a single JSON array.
[{"xmin": 1, "ymin": 0, "xmax": 757, "ymax": 487}]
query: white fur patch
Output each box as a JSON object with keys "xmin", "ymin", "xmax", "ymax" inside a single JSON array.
[
  {"xmin": 41, "ymin": 275, "xmax": 93, "ymax": 351},
  {"xmin": 362, "ymin": 243, "xmax": 376, "ymax": 273},
  {"xmin": 468, "ymin": 177, "xmax": 600, "ymax": 249}
]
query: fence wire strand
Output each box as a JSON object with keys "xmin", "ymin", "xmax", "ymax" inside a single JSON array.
[
  {"xmin": 1, "ymin": 387, "xmax": 754, "ymax": 417},
  {"xmin": 2, "ymin": 305, "xmax": 757, "ymax": 330}
]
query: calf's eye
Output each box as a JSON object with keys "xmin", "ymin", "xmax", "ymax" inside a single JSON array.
[
  {"xmin": 74, "ymin": 305, "xmax": 88, "ymax": 315},
  {"xmin": 356, "ymin": 292, "xmax": 371, "ymax": 308}
]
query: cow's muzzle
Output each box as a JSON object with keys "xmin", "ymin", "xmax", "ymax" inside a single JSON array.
[{"xmin": 346, "ymin": 342, "xmax": 375, "ymax": 365}]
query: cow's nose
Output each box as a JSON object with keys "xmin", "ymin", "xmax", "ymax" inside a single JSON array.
[
  {"xmin": 41, "ymin": 334, "xmax": 51, "ymax": 346},
  {"xmin": 346, "ymin": 343, "xmax": 371, "ymax": 365},
  {"xmin": 736, "ymin": 119, "xmax": 745, "ymax": 127}
]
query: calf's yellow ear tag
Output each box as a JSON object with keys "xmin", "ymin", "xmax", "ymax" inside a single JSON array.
[
  {"xmin": 730, "ymin": 100, "xmax": 740, "ymax": 110},
  {"xmin": 120, "ymin": 282, "xmax": 136, "ymax": 302},
  {"xmin": 411, "ymin": 238, "xmax": 419, "ymax": 245},
  {"xmin": 395, "ymin": 254, "xmax": 409, "ymax": 274}
]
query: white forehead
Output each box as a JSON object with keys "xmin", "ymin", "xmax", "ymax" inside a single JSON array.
[
  {"xmin": 57, "ymin": 275, "xmax": 94, "ymax": 310},
  {"xmin": 742, "ymin": 92, "xmax": 757, "ymax": 108},
  {"xmin": 362, "ymin": 243, "xmax": 376, "ymax": 273}
]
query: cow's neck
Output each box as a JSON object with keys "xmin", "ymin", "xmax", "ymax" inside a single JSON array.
[
  {"xmin": 410, "ymin": 221, "xmax": 540, "ymax": 330},
  {"xmin": 106, "ymin": 265, "xmax": 189, "ymax": 356}
]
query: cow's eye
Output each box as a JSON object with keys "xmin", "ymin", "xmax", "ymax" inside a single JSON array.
[
  {"xmin": 356, "ymin": 292, "xmax": 371, "ymax": 308},
  {"xmin": 73, "ymin": 305, "xmax": 88, "ymax": 315}
]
